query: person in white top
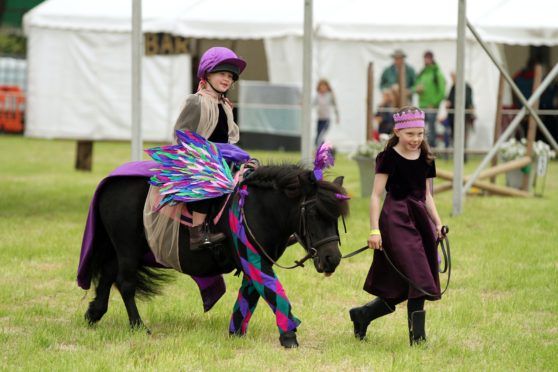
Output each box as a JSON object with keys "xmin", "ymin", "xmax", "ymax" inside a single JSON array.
[{"xmin": 313, "ymin": 79, "xmax": 339, "ymax": 147}]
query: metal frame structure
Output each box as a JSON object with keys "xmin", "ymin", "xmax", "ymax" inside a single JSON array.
[
  {"xmin": 131, "ymin": 0, "xmax": 143, "ymax": 161},
  {"xmin": 452, "ymin": 0, "xmax": 558, "ymax": 214}
]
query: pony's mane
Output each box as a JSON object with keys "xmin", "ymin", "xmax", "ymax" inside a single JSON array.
[{"xmin": 242, "ymin": 163, "xmax": 349, "ymax": 220}]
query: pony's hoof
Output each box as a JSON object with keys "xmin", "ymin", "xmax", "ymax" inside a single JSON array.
[
  {"xmin": 84, "ymin": 312, "xmax": 95, "ymax": 326},
  {"xmin": 84, "ymin": 307, "xmax": 105, "ymax": 326},
  {"xmin": 279, "ymin": 331, "xmax": 299, "ymax": 348},
  {"xmin": 83, "ymin": 311, "xmax": 101, "ymax": 327},
  {"xmin": 130, "ymin": 323, "xmax": 151, "ymax": 335},
  {"xmin": 229, "ymin": 330, "xmax": 245, "ymax": 337}
]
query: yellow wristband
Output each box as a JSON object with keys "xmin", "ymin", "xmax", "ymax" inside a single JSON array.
[{"xmin": 369, "ymin": 229, "xmax": 381, "ymax": 236}]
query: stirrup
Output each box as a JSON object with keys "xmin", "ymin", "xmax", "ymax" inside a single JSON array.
[{"xmin": 190, "ymin": 225, "xmax": 224, "ymax": 250}]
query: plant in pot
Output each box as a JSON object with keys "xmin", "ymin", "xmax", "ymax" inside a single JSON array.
[
  {"xmin": 498, "ymin": 138, "xmax": 556, "ymax": 190},
  {"xmin": 349, "ymin": 134, "xmax": 389, "ymax": 197}
]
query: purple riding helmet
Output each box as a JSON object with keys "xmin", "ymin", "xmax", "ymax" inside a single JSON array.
[{"xmin": 197, "ymin": 47, "xmax": 247, "ymax": 82}]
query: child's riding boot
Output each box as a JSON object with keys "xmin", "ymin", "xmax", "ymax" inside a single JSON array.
[
  {"xmin": 189, "ymin": 225, "xmax": 225, "ymax": 250},
  {"xmin": 349, "ymin": 298, "xmax": 395, "ymax": 340},
  {"xmin": 408, "ymin": 310, "xmax": 426, "ymax": 345}
]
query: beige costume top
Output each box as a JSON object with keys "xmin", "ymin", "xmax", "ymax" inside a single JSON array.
[
  {"xmin": 173, "ymin": 91, "xmax": 239, "ymax": 144},
  {"xmin": 145, "ymin": 90, "xmax": 240, "ymax": 270}
]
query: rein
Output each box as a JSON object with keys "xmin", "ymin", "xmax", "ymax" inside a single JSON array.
[
  {"xmin": 239, "ymin": 194, "xmax": 339, "ymax": 270},
  {"xmin": 342, "ymin": 226, "xmax": 452, "ymax": 296},
  {"xmin": 240, "ymin": 206, "xmax": 315, "ymax": 270}
]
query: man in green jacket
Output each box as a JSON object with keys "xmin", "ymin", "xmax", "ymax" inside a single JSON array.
[
  {"xmin": 414, "ymin": 51, "xmax": 446, "ymax": 147},
  {"xmin": 380, "ymin": 49, "xmax": 416, "ymax": 105}
]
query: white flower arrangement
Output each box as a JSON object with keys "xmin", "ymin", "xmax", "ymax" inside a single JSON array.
[
  {"xmin": 499, "ymin": 138, "xmax": 556, "ymax": 162},
  {"xmin": 350, "ymin": 133, "xmax": 390, "ymax": 159}
]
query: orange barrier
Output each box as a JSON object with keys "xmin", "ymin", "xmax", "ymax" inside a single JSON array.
[{"xmin": 0, "ymin": 86, "xmax": 25, "ymax": 133}]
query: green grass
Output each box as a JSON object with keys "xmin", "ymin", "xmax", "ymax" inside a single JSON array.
[{"xmin": 1, "ymin": 135, "xmax": 557, "ymax": 371}]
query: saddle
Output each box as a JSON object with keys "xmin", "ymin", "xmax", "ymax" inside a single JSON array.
[{"xmin": 143, "ymin": 159, "xmax": 259, "ymax": 271}]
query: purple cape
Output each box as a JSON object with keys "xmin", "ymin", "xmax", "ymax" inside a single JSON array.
[{"xmin": 77, "ymin": 161, "xmax": 226, "ymax": 312}]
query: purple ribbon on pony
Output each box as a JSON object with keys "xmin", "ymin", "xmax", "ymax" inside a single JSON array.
[{"xmin": 313, "ymin": 143, "xmax": 350, "ymax": 201}]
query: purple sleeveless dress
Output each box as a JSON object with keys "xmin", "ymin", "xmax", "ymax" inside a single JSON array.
[{"xmin": 363, "ymin": 147, "xmax": 441, "ymax": 301}]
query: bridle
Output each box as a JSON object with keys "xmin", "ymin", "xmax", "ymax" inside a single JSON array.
[{"xmin": 240, "ymin": 196, "xmax": 340, "ymax": 270}]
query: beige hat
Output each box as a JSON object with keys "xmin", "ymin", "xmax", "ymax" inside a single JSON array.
[{"xmin": 391, "ymin": 49, "xmax": 406, "ymax": 58}]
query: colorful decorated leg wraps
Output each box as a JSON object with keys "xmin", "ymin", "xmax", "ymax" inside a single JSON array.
[
  {"xmin": 229, "ymin": 274, "xmax": 260, "ymax": 335},
  {"xmin": 228, "ymin": 245, "xmax": 301, "ymax": 335},
  {"xmin": 229, "ymin": 187, "xmax": 301, "ymax": 335}
]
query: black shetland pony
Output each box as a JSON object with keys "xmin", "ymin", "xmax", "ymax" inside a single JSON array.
[{"xmin": 83, "ymin": 163, "xmax": 349, "ymax": 348}]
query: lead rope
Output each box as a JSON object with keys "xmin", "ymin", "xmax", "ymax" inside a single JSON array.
[
  {"xmin": 342, "ymin": 226, "xmax": 452, "ymax": 296},
  {"xmin": 381, "ymin": 228, "xmax": 451, "ymax": 297}
]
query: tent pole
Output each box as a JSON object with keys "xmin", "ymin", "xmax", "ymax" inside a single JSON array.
[
  {"xmin": 452, "ymin": 0, "xmax": 466, "ymax": 216},
  {"xmin": 131, "ymin": 0, "xmax": 143, "ymax": 161},
  {"xmin": 301, "ymin": 0, "xmax": 313, "ymax": 162}
]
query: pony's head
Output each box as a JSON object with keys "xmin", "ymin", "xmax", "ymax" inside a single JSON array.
[
  {"xmin": 243, "ymin": 164, "xmax": 349, "ymax": 275},
  {"xmin": 301, "ymin": 174, "xmax": 349, "ymax": 275}
]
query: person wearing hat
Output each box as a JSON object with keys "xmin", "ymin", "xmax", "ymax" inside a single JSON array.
[
  {"xmin": 173, "ymin": 46, "xmax": 247, "ymax": 249},
  {"xmin": 414, "ymin": 51, "xmax": 446, "ymax": 148},
  {"xmin": 380, "ymin": 49, "xmax": 416, "ymax": 100}
]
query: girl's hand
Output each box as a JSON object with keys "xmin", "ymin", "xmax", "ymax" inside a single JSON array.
[
  {"xmin": 436, "ymin": 224, "xmax": 444, "ymax": 240},
  {"xmin": 368, "ymin": 234, "xmax": 382, "ymax": 250}
]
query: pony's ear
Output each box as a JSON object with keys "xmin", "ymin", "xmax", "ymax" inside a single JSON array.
[{"xmin": 333, "ymin": 176, "xmax": 344, "ymax": 187}]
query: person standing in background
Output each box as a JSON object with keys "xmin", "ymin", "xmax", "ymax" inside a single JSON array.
[
  {"xmin": 375, "ymin": 88, "xmax": 397, "ymax": 135},
  {"xmin": 414, "ymin": 51, "xmax": 446, "ymax": 148},
  {"xmin": 380, "ymin": 49, "xmax": 416, "ymax": 105},
  {"xmin": 445, "ymin": 71, "xmax": 475, "ymax": 161},
  {"xmin": 313, "ymin": 79, "xmax": 339, "ymax": 147}
]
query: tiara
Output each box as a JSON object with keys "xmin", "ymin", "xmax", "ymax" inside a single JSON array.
[{"xmin": 393, "ymin": 110, "xmax": 425, "ymax": 129}]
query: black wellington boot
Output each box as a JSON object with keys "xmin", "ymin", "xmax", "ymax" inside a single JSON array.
[
  {"xmin": 409, "ymin": 310, "xmax": 426, "ymax": 346},
  {"xmin": 349, "ymin": 298, "xmax": 395, "ymax": 340},
  {"xmin": 189, "ymin": 225, "xmax": 225, "ymax": 250},
  {"xmin": 279, "ymin": 331, "xmax": 299, "ymax": 348}
]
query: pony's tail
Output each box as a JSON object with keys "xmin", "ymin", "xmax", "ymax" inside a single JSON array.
[
  {"xmin": 134, "ymin": 266, "xmax": 174, "ymax": 300},
  {"xmin": 87, "ymin": 216, "xmax": 116, "ymax": 290}
]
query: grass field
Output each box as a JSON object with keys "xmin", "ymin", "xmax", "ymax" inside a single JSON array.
[{"xmin": 1, "ymin": 135, "xmax": 557, "ymax": 371}]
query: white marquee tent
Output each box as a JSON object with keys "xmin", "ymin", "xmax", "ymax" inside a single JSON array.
[{"xmin": 23, "ymin": 0, "xmax": 558, "ymax": 149}]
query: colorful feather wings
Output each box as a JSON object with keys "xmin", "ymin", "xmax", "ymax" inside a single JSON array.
[{"xmin": 145, "ymin": 131, "xmax": 235, "ymax": 207}]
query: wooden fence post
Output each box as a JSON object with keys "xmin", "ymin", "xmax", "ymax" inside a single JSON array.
[
  {"xmin": 490, "ymin": 73, "xmax": 505, "ymax": 184},
  {"xmin": 366, "ymin": 62, "xmax": 374, "ymax": 141},
  {"xmin": 521, "ymin": 64, "xmax": 542, "ymax": 190},
  {"xmin": 75, "ymin": 140, "xmax": 93, "ymax": 171},
  {"xmin": 398, "ymin": 63, "xmax": 407, "ymax": 107}
]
